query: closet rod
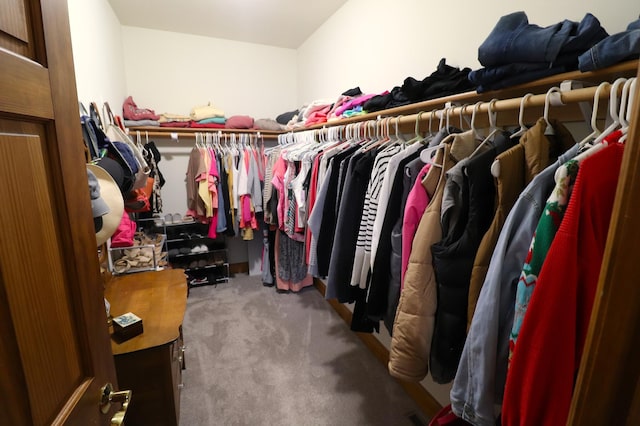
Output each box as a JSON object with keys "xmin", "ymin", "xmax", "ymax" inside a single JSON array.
[
  {"xmin": 128, "ymin": 127, "xmax": 280, "ymax": 141},
  {"xmin": 350, "ymin": 83, "xmax": 620, "ymax": 131}
]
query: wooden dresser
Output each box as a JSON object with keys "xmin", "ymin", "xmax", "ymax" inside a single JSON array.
[{"xmin": 104, "ymin": 269, "xmax": 188, "ymax": 426}]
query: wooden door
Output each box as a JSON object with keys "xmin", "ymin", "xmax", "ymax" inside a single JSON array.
[{"xmin": 0, "ymin": 0, "xmax": 120, "ymax": 425}]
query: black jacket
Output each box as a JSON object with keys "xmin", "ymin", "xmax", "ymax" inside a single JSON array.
[{"xmin": 430, "ymin": 132, "xmax": 512, "ymax": 383}]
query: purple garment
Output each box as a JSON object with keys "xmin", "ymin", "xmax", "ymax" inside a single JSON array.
[{"xmin": 334, "ymin": 92, "xmax": 389, "ymax": 116}]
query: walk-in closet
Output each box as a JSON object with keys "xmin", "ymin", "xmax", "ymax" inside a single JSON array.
[{"xmin": 2, "ymin": 0, "xmax": 640, "ymax": 425}]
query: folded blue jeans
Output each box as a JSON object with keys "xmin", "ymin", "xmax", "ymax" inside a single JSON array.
[
  {"xmin": 579, "ymin": 18, "xmax": 640, "ymax": 71},
  {"xmin": 479, "ymin": 11, "xmax": 607, "ymax": 67}
]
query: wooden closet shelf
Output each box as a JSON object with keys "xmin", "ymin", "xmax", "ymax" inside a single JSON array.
[
  {"xmin": 296, "ymin": 59, "xmax": 639, "ymax": 131},
  {"xmin": 128, "ymin": 60, "xmax": 638, "ymax": 141}
]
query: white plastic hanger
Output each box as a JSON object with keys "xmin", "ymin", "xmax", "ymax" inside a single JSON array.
[
  {"xmin": 576, "ymin": 81, "xmax": 610, "ymax": 147},
  {"xmin": 619, "ymin": 77, "xmax": 636, "ymax": 143},
  {"xmin": 458, "ymin": 104, "xmax": 470, "ymax": 131},
  {"xmin": 543, "ymin": 86, "xmax": 562, "ymax": 135},
  {"xmin": 395, "ymin": 115, "xmax": 406, "ymax": 144},
  {"xmin": 420, "ymin": 107, "xmax": 459, "ymax": 165},
  {"xmin": 511, "ymin": 93, "xmax": 534, "ymax": 139},
  {"xmin": 470, "ymin": 99, "xmax": 500, "ymax": 159},
  {"xmin": 592, "ymin": 78, "xmax": 627, "ymax": 144},
  {"xmin": 470, "ymin": 101, "xmax": 484, "ymax": 140},
  {"xmin": 426, "ymin": 109, "xmax": 437, "ymax": 137},
  {"xmin": 419, "ymin": 110, "xmax": 444, "ymax": 163}
]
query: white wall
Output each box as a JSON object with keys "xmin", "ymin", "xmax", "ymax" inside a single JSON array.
[
  {"xmin": 67, "ymin": 0, "xmax": 127, "ymax": 110},
  {"xmin": 121, "ymin": 26, "xmax": 298, "ymax": 120},
  {"xmin": 117, "ymin": 27, "xmax": 298, "ymax": 267},
  {"xmin": 297, "ymin": 0, "xmax": 639, "ymax": 105}
]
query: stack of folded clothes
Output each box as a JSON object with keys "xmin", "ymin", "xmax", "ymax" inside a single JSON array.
[
  {"xmin": 469, "ymin": 11, "xmax": 609, "ymax": 92},
  {"xmin": 363, "ymin": 58, "xmax": 475, "ymax": 112},
  {"xmin": 188, "ymin": 102, "xmax": 226, "ymax": 128},
  {"xmin": 158, "ymin": 113, "xmax": 192, "ymax": 128},
  {"xmin": 191, "ymin": 116, "xmax": 226, "ymax": 128}
]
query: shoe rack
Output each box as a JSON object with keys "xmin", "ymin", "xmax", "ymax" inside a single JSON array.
[{"xmin": 164, "ymin": 219, "xmax": 229, "ymax": 287}]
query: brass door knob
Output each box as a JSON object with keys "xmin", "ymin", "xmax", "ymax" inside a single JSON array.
[{"xmin": 100, "ymin": 383, "xmax": 132, "ymax": 426}]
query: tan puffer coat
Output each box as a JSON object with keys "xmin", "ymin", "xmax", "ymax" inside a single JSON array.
[
  {"xmin": 388, "ymin": 145, "xmax": 454, "ymax": 381},
  {"xmin": 389, "ymin": 129, "xmax": 481, "ymax": 381}
]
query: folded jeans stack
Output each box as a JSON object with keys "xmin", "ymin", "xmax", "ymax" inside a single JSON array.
[{"xmin": 469, "ymin": 12, "xmax": 609, "ymax": 92}]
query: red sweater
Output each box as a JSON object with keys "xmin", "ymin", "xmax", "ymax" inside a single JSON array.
[{"xmin": 501, "ymin": 138, "xmax": 624, "ymax": 426}]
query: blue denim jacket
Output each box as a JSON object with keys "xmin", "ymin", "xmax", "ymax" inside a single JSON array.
[
  {"xmin": 478, "ymin": 12, "xmax": 607, "ymax": 67},
  {"xmin": 450, "ymin": 144, "xmax": 580, "ymax": 426},
  {"xmin": 579, "ymin": 18, "xmax": 640, "ymax": 71}
]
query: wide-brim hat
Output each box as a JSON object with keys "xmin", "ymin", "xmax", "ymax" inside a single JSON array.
[{"xmin": 88, "ymin": 164, "xmax": 124, "ymax": 246}]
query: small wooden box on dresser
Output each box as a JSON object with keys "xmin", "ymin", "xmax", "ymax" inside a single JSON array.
[{"xmin": 104, "ymin": 269, "xmax": 188, "ymax": 426}]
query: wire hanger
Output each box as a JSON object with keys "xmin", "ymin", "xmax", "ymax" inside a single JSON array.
[{"xmin": 511, "ymin": 93, "xmax": 534, "ymax": 138}]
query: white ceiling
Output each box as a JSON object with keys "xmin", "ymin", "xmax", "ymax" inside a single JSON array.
[{"xmin": 108, "ymin": 0, "xmax": 348, "ymax": 49}]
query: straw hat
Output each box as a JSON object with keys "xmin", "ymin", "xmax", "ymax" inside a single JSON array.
[{"xmin": 87, "ymin": 164, "xmax": 124, "ymax": 246}]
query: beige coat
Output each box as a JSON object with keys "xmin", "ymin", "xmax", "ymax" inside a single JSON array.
[{"xmin": 389, "ymin": 130, "xmax": 479, "ymax": 381}]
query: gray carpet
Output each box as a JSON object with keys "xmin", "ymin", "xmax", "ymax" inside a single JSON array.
[{"xmin": 179, "ymin": 274, "xmax": 426, "ymax": 426}]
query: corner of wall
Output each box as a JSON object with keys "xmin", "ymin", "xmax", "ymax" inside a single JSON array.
[{"xmin": 67, "ymin": 0, "xmax": 128, "ymax": 111}]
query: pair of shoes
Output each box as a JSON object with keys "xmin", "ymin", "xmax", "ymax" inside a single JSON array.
[
  {"xmin": 213, "ymin": 252, "xmax": 227, "ymax": 264},
  {"xmin": 189, "ymin": 259, "xmax": 208, "ymax": 268},
  {"xmin": 113, "ymin": 246, "xmax": 155, "ymax": 274},
  {"xmin": 189, "ymin": 277, "xmax": 209, "ymax": 286},
  {"xmin": 191, "ymin": 244, "xmax": 208, "ymax": 253},
  {"xmin": 164, "ymin": 213, "xmax": 184, "ymax": 224}
]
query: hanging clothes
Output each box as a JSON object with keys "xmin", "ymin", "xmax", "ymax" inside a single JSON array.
[
  {"xmin": 508, "ymin": 157, "xmax": 581, "ymax": 356},
  {"xmin": 450, "ymin": 143, "xmax": 580, "ymax": 426},
  {"xmin": 140, "ymin": 140, "xmax": 165, "ymax": 216},
  {"xmin": 365, "ymin": 141, "xmax": 426, "ymax": 322},
  {"xmin": 502, "ymin": 134, "xmax": 624, "ymax": 426},
  {"xmin": 326, "ymin": 148, "xmax": 377, "ymax": 301},
  {"xmin": 388, "ymin": 144, "xmax": 455, "ymax": 382},
  {"xmin": 466, "ymin": 118, "xmax": 576, "ymax": 328},
  {"xmin": 316, "ymin": 145, "xmax": 361, "ymax": 276},
  {"xmin": 351, "ymin": 144, "xmax": 402, "ymax": 288}
]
